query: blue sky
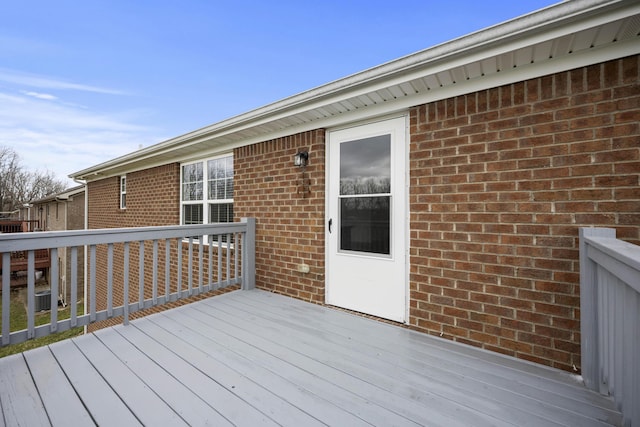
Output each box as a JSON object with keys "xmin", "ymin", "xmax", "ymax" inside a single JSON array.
[{"xmin": 0, "ymin": 0, "xmax": 558, "ymax": 186}]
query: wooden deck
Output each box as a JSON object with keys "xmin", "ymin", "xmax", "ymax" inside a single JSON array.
[{"xmin": 0, "ymin": 289, "xmax": 621, "ymax": 426}]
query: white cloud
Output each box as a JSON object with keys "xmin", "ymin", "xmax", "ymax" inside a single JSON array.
[
  {"xmin": 0, "ymin": 68, "xmax": 127, "ymax": 95},
  {"xmin": 0, "ymin": 91, "xmax": 165, "ymax": 186},
  {"xmin": 21, "ymin": 91, "xmax": 57, "ymax": 100}
]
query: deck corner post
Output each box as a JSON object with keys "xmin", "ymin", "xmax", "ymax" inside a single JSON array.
[
  {"xmin": 241, "ymin": 217, "xmax": 256, "ymax": 290},
  {"xmin": 578, "ymin": 227, "xmax": 615, "ymax": 392}
]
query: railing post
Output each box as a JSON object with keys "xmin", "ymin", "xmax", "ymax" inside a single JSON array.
[
  {"xmin": 241, "ymin": 218, "xmax": 256, "ymax": 290},
  {"xmin": 579, "ymin": 227, "xmax": 615, "ymax": 392}
]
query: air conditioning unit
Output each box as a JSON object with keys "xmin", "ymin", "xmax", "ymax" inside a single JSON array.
[{"xmin": 35, "ymin": 290, "xmax": 51, "ymax": 312}]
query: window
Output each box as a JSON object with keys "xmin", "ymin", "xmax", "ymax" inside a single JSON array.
[
  {"xmin": 181, "ymin": 155, "xmax": 234, "ymax": 240},
  {"xmin": 120, "ymin": 176, "xmax": 127, "ymax": 209}
]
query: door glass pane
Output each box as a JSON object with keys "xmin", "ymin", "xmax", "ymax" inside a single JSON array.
[
  {"xmin": 340, "ymin": 135, "xmax": 391, "ymax": 195},
  {"xmin": 340, "ymin": 196, "xmax": 390, "ymax": 254}
]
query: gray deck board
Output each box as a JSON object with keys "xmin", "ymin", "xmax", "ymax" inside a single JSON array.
[
  {"xmin": 206, "ymin": 295, "xmax": 591, "ymax": 427},
  {"xmin": 72, "ymin": 333, "xmax": 189, "ymax": 426},
  {"xmin": 169, "ymin": 304, "xmax": 422, "ymax": 427},
  {"xmin": 0, "ymin": 289, "xmax": 623, "ymax": 426},
  {"xmin": 233, "ymin": 290, "xmax": 621, "ymax": 425},
  {"xmin": 22, "ymin": 346, "xmax": 94, "ymax": 426},
  {"xmin": 0, "ymin": 354, "xmax": 50, "ymax": 427},
  {"xmin": 48, "ymin": 339, "xmax": 142, "ymax": 426}
]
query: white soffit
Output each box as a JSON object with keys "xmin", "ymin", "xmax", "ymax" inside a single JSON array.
[{"xmin": 71, "ymin": 0, "xmax": 640, "ymax": 181}]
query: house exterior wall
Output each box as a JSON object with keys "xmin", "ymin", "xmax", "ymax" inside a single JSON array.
[
  {"xmin": 84, "ymin": 56, "xmax": 639, "ymax": 372},
  {"xmin": 88, "ymin": 164, "xmax": 180, "ymax": 229},
  {"xmin": 409, "ymin": 55, "xmax": 640, "ymax": 371},
  {"xmin": 234, "ymin": 129, "xmax": 326, "ymax": 303}
]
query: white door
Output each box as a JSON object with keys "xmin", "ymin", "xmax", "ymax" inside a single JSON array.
[{"xmin": 326, "ymin": 117, "xmax": 407, "ymax": 322}]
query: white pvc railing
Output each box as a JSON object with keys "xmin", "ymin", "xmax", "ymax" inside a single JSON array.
[
  {"xmin": 579, "ymin": 227, "xmax": 640, "ymax": 427},
  {"xmin": 1, "ymin": 218, "xmax": 255, "ymax": 346}
]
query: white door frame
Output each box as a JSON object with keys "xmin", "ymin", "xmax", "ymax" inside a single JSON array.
[{"xmin": 325, "ymin": 115, "xmax": 409, "ymax": 323}]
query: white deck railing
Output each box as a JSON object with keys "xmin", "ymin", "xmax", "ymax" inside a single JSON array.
[
  {"xmin": 579, "ymin": 227, "xmax": 640, "ymax": 427},
  {"xmin": 1, "ymin": 218, "xmax": 255, "ymax": 346}
]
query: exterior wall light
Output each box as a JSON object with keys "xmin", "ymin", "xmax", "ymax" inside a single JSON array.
[{"xmin": 294, "ymin": 151, "xmax": 308, "ymax": 167}]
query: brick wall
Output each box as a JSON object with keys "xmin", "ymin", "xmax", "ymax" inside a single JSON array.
[
  {"xmin": 88, "ymin": 164, "xmax": 180, "ymax": 229},
  {"xmin": 409, "ymin": 55, "xmax": 640, "ymax": 371},
  {"xmin": 234, "ymin": 130, "xmax": 326, "ymax": 303}
]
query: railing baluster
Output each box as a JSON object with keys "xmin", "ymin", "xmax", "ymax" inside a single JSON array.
[
  {"xmin": 177, "ymin": 239, "xmax": 182, "ymax": 299},
  {"xmin": 152, "ymin": 239, "xmax": 158, "ymax": 305},
  {"xmin": 138, "ymin": 241, "xmax": 145, "ymax": 309},
  {"xmin": 50, "ymin": 247, "xmax": 58, "ymax": 333},
  {"xmin": 188, "ymin": 237, "xmax": 193, "ymax": 296},
  {"xmin": 198, "ymin": 235, "xmax": 203, "ymax": 294},
  {"xmin": 89, "ymin": 245, "xmax": 96, "ymax": 322},
  {"xmin": 27, "ymin": 251, "xmax": 35, "ymax": 338},
  {"xmin": 2, "ymin": 253, "xmax": 10, "ymax": 345},
  {"xmin": 234, "ymin": 232, "xmax": 239, "ymax": 283},
  {"xmin": 107, "ymin": 243, "xmax": 114, "ymax": 317},
  {"xmin": 70, "ymin": 246, "xmax": 78, "ymax": 327},
  {"xmin": 123, "ymin": 242, "xmax": 130, "ymax": 326},
  {"xmin": 208, "ymin": 237, "xmax": 213, "ymax": 290},
  {"xmin": 165, "ymin": 239, "xmax": 170, "ymax": 302},
  {"xmin": 225, "ymin": 234, "xmax": 231, "ymax": 287},
  {"xmin": 217, "ymin": 236, "xmax": 222, "ymax": 290}
]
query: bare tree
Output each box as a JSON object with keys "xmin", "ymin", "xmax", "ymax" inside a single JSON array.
[{"xmin": 0, "ymin": 146, "xmax": 67, "ymax": 214}]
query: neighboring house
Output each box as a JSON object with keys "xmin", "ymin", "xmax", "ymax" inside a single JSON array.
[
  {"xmin": 70, "ymin": 0, "xmax": 640, "ymax": 373},
  {"xmin": 29, "ymin": 186, "xmax": 86, "ymax": 304}
]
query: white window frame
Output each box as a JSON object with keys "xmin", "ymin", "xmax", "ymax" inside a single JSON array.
[
  {"xmin": 120, "ymin": 175, "xmax": 126, "ymax": 209},
  {"xmin": 180, "ymin": 154, "xmax": 234, "ymax": 244}
]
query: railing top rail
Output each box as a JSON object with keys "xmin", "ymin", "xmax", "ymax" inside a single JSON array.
[
  {"xmin": 583, "ymin": 233, "xmax": 640, "ymax": 293},
  {"xmin": 583, "ymin": 234, "xmax": 640, "ymax": 265},
  {"xmin": 0, "ymin": 222, "xmax": 248, "ymax": 252}
]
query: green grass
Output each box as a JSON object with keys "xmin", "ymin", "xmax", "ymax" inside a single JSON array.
[{"xmin": 0, "ymin": 296, "xmax": 84, "ymax": 358}]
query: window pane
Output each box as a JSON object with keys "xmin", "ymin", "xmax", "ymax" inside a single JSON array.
[
  {"xmin": 182, "ymin": 163, "xmax": 203, "ymax": 201},
  {"xmin": 183, "ymin": 204, "xmax": 203, "ymax": 225},
  {"xmin": 226, "ymin": 180, "xmax": 234, "ymax": 199},
  {"xmin": 216, "ymin": 181, "xmax": 226, "ymax": 200},
  {"xmin": 208, "ymin": 156, "xmax": 233, "ymax": 200},
  {"xmin": 209, "ymin": 203, "xmax": 233, "ymax": 223},
  {"xmin": 340, "ymin": 196, "xmax": 390, "ymax": 255},
  {"xmin": 226, "ymin": 157, "xmax": 234, "ymax": 177},
  {"xmin": 210, "ymin": 203, "xmax": 233, "ymax": 243},
  {"xmin": 340, "ymin": 135, "xmax": 391, "ymax": 195},
  {"xmin": 183, "ymin": 182, "xmax": 203, "ymax": 201},
  {"xmin": 183, "ymin": 163, "xmax": 203, "ymax": 182}
]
